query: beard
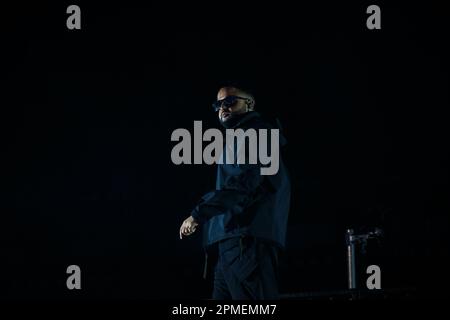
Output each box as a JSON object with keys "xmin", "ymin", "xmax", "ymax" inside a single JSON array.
[{"xmin": 219, "ymin": 112, "xmax": 249, "ymax": 129}]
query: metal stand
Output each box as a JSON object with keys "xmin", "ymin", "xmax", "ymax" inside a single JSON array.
[{"xmin": 345, "ymin": 228, "xmax": 383, "ymax": 291}]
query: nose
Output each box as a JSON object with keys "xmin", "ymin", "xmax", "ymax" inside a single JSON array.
[{"xmin": 219, "ymin": 103, "xmax": 231, "ymax": 112}]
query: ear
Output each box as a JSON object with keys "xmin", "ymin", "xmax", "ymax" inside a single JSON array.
[{"xmin": 246, "ymin": 98, "xmax": 255, "ymax": 111}]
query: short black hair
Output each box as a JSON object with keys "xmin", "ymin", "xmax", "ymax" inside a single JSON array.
[{"xmin": 217, "ymin": 79, "xmax": 256, "ymax": 98}]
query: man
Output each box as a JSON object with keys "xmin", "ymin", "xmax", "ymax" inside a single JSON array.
[{"xmin": 179, "ymin": 85, "xmax": 291, "ymax": 300}]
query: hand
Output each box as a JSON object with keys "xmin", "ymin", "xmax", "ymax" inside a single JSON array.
[{"xmin": 179, "ymin": 216, "xmax": 199, "ymax": 239}]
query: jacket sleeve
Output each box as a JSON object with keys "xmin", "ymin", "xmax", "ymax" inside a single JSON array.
[{"xmin": 190, "ymin": 163, "xmax": 264, "ymax": 224}]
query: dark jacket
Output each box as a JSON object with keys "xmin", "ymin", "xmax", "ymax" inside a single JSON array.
[{"xmin": 191, "ymin": 111, "xmax": 291, "ymax": 250}]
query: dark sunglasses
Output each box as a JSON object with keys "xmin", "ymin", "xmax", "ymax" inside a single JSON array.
[{"xmin": 212, "ymin": 95, "xmax": 248, "ymax": 112}]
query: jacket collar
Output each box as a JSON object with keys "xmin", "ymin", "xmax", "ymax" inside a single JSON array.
[{"xmin": 229, "ymin": 111, "xmax": 261, "ymax": 129}]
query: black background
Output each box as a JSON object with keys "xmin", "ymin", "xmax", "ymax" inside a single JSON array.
[{"xmin": 2, "ymin": 2, "xmax": 449, "ymax": 299}]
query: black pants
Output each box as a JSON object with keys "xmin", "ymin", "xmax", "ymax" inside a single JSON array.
[{"xmin": 211, "ymin": 236, "xmax": 279, "ymax": 300}]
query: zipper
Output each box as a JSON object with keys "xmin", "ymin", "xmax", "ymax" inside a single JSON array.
[
  {"xmin": 202, "ymin": 252, "xmax": 208, "ymax": 279},
  {"xmin": 239, "ymin": 236, "xmax": 244, "ymax": 260}
]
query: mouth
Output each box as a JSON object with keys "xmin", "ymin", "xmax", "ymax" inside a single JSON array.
[{"xmin": 221, "ymin": 111, "xmax": 232, "ymax": 121}]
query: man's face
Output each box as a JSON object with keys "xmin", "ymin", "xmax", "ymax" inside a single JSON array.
[{"xmin": 216, "ymin": 87, "xmax": 249, "ymax": 123}]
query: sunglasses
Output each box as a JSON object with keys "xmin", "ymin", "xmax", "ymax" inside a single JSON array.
[{"xmin": 212, "ymin": 95, "xmax": 248, "ymax": 112}]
